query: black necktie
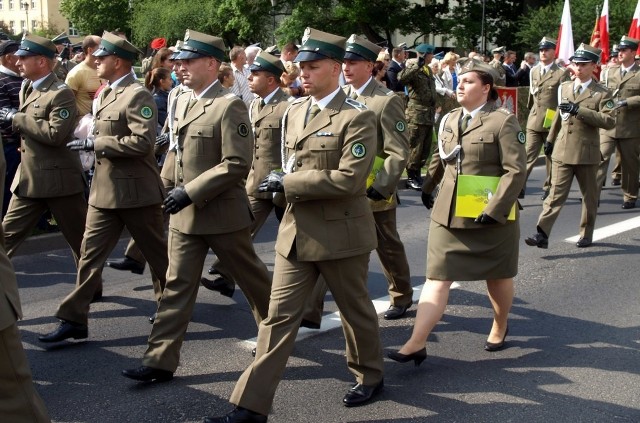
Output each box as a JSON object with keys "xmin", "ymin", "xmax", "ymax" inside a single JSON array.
[{"xmin": 305, "ymin": 104, "xmax": 320, "ymax": 127}]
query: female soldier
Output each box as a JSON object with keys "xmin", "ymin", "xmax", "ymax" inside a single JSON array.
[{"xmin": 388, "ymin": 59, "xmax": 526, "ymax": 366}]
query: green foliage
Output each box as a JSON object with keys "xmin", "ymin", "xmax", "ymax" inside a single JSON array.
[
  {"xmin": 517, "ymin": 0, "xmax": 636, "ymax": 50},
  {"xmin": 60, "ymin": 0, "xmax": 132, "ymax": 36}
]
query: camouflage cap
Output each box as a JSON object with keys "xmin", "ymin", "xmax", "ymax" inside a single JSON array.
[
  {"xmin": 175, "ymin": 29, "xmax": 226, "ymax": 62},
  {"xmin": 570, "ymin": 43, "xmax": 601, "ymax": 64},
  {"xmin": 93, "ymin": 31, "xmax": 143, "ymax": 62},
  {"xmin": 14, "ymin": 34, "xmax": 57, "ymax": 59},
  {"xmin": 249, "ymin": 51, "xmax": 285, "ymax": 77},
  {"xmin": 295, "ymin": 27, "xmax": 346, "ymax": 63},
  {"xmin": 344, "ymin": 34, "xmax": 380, "ymax": 62}
]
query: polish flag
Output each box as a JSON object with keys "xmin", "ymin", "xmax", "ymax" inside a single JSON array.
[
  {"xmin": 630, "ymin": 0, "xmax": 640, "ymax": 54},
  {"xmin": 597, "ymin": 0, "xmax": 609, "ymax": 63},
  {"xmin": 556, "ymin": 0, "xmax": 574, "ymax": 65}
]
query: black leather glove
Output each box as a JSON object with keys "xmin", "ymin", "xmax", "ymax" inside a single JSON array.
[
  {"xmin": 543, "ymin": 141, "xmax": 554, "ymax": 158},
  {"xmin": 558, "ymin": 102, "xmax": 579, "ymax": 115},
  {"xmin": 421, "ymin": 191, "xmax": 435, "ymax": 209},
  {"xmin": 155, "ymin": 133, "xmax": 169, "ymax": 147},
  {"xmin": 66, "ymin": 139, "xmax": 94, "ymax": 151},
  {"xmin": 615, "ymin": 99, "xmax": 628, "ymax": 109},
  {"xmin": 162, "ymin": 186, "xmax": 192, "ymax": 214},
  {"xmin": 474, "ymin": 212, "xmax": 498, "ymax": 224},
  {"xmin": 258, "ymin": 171, "xmax": 285, "ymax": 193},
  {"xmin": 0, "ymin": 107, "xmax": 17, "ymax": 123},
  {"xmin": 274, "ymin": 205, "xmax": 285, "ymax": 222},
  {"xmin": 366, "ymin": 186, "xmax": 386, "ymax": 201}
]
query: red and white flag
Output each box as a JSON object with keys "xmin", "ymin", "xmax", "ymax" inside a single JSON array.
[
  {"xmin": 629, "ymin": 0, "xmax": 640, "ymax": 54},
  {"xmin": 556, "ymin": 0, "xmax": 574, "ymax": 65},
  {"xmin": 590, "ymin": 0, "xmax": 609, "ymax": 63}
]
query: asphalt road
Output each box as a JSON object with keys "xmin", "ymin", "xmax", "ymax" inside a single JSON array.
[{"xmin": 12, "ymin": 163, "xmax": 640, "ymax": 423}]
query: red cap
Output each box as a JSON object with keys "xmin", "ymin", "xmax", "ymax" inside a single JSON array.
[{"xmin": 150, "ymin": 37, "xmax": 166, "ymax": 50}]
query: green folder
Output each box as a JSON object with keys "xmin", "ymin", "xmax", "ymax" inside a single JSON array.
[{"xmin": 455, "ymin": 174, "xmax": 516, "ymax": 220}]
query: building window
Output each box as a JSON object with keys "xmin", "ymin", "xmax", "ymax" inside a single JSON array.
[
  {"xmin": 9, "ymin": 20, "xmax": 15, "ymax": 34},
  {"xmin": 0, "ymin": 2, "xmax": 3, "ymax": 11},
  {"xmin": 9, "ymin": 0, "xmax": 14, "ymax": 11},
  {"xmin": 31, "ymin": 0, "xmax": 36, "ymax": 8},
  {"xmin": 20, "ymin": 20, "xmax": 25, "ymax": 33},
  {"xmin": 31, "ymin": 20, "xmax": 36, "ymax": 30}
]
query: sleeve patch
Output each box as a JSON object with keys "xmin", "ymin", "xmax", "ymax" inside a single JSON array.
[
  {"xmin": 351, "ymin": 142, "xmax": 366, "ymax": 158},
  {"xmin": 395, "ymin": 121, "xmax": 406, "ymax": 132},
  {"xmin": 238, "ymin": 123, "xmax": 249, "ymax": 137},
  {"xmin": 517, "ymin": 131, "xmax": 526, "ymax": 144},
  {"xmin": 59, "ymin": 108, "xmax": 71, "ymax": 119},
  {"xmin": 605, "ymin": 100, "xmax": 615, "ymax": 109},
  {"xmin": 140, "ymin": 106, "xmax": 153, "ymax": 119}
]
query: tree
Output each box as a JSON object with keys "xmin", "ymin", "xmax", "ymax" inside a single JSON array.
[
  {"xmin": 60, "ymin": 0, "xmax": 131, "ymax": 36},
  {"xmin": 517, "ymin": 0, "xmax": 636, "ymax": 51}
]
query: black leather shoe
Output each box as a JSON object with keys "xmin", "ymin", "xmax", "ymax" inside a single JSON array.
[
  {"xmin": 405, "ymin": 178, "xmax": 422, "ymax": 191},
  {"xmin": 106, "ymin": 257, "xmax": 145, "ymax": 275},
  {"xmin": 576, "ymin": 237, "xmax": 592, "ymax": 248},
  {"xmin": 251, "ymin": 348, "xmax": 256, "ymax": 357},
  {"xmin": 39, "ymin": 320, "xmax": 88, "ymax": 343},
  {"xmin": 622, "ymin": 201, "xmax": 636, "ymax": 209},
  {"xmin": 300, "ymin": 318, "xmax": 321, "ymax": 329},
  {"xmin": 518, "ymin": 188, "xmax": 525, "ymax": 199},
  {"xmin": 208, "ymin": 264, "xmax": 217, "ymax": 275},
  {"xmin": 525, "ymin": 232, "xmax": 548, "ymax": 249},
  {"xmin": 383, "ymin": 304, "xmax": 411, "ymax": 320},
  {"xmin": 200, "ymin": 277, "xmax": 235, "ymax": 297},
  {"xmin": 541, "ymin": 190, "xmax": 550, "ymax": 201},
  {"xmin": 343, "ymin": 379, "xmax": 384, "ymax": 407},
  {"xmin": 149, "ymin": 313, "xmax": 157, "ymax": 324},
  {"xmin": 90, "ymin": 289, "xmax": 103, "ymax": 303},
  {"xmin": 204, "ymin": 407, "xmax": 267, "ymax": 423},
  {"xmin": 121, "ymin": 366, "xmax": 173, "ymax": 382},
  {"xmin": 612, "ymin": 178, "xmax": 621, "ymax": 186},
  {"xmin": 387, "ymin": 348, "xmax": 427, "ymax": 366},
  {"xmin": 484, "ymin": 326, "xmax": 509, "ymax": 352}
]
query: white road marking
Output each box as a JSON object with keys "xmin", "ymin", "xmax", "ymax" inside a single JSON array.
[{"xmin": 565, "ymin": 215, "xmax": 640, "ymax": 243}]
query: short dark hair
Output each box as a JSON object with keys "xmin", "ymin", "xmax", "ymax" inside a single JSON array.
[{"xmin": 82, "ymin": 35, "xmax": 100, "ymax": 55}]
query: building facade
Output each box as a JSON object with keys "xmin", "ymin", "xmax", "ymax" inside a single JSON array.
[{"xmin": 0, "ymin": 0, "xmax": 77, "ymax": 37}]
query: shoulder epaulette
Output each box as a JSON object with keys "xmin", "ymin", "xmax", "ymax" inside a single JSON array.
[
  {"xmin": 56, "ymin": 83, "xmax": 67, "ymax": 89},
  {"xmin": 291, "ymin": 97, "xmax": 306, "ymax": 105},
  {"xmin": 345, "ymin": 97, "xmax": 367, "ymax": 110},
  {"xmin": 497, "ymin": 107, "xmax": 512, "ymax": 115},
  {"xmin": 224, "ymin": 93, "xmax": 237, "ymax": 99},
  {"xmin": 287, "ymin": 96, "xmax": 296, "ymax": 103},
  {"xmin": 133, "ymin": 85, "xmax": 144, "ymax": 91}
]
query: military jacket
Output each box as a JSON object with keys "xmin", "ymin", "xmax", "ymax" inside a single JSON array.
[
  {"xmin": 11, "ymin": 73, "xmax": 85, "ymax": 198},
  {"xmin": 547, "ymin": 80, "xmax": 615, "ymax": 165},
  {"xmin": 246, "ymin": 88, "xmax": 291, "ymax": 200},
  {"xmin": 526, "ymin": 63, "xmax": 570, "ymax": 132},
  {"xmin": 489, "ymin": 59, "xmax": 507, "ymax": 86},
  {"xmin": 398, "ymin": 61, "xmax": 437, "ymax": 125},
  {"xmin": 169, "ymin": 82, "xmax": 254, "ymax": 235},
  {"xmin": 423, "ymin": 104, "xmax": 526, "ymax": 227},
  {"xmin": 0, "ymin": 155, "xmax": 21, "ymax": 330},
  {"xmin": 346, "ymin": 79, "xmax": 409, "ymax": 212},
  {"xmin": 277, "ymin": 90, "xmax": 378, "ymax": 261},
  {"xmin": 600, "ymin": 63, "xmax": 640, "ymax": 138},
  {"xmin": 91, "ymin": 74, "xmax": 164, "ymax": 209}
]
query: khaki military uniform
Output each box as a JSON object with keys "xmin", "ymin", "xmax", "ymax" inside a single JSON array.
[
  {"xmin": 489, "ymin": 58, "xmax": 507, "ymax": 87},
  {"xmin": 229, "ymin": 91, "xmax": 383, "ymax": 416},
  {"xmin": 525, "ymin": 63, "xmax": 570, "ymax": 192},
  {"xmin": 597, "ymin": 64, "xmax": 640, "ymax": 204},
  {"xmin": 0, "ymin": 148, "xmax": 51, "ymax": 423},
  {"xmin": 398, "ymin": 60, "xmax": 437, "ymax": 174},
  {"xmin": 423, "ymin": 104, "xmax": 526, "ymax": 279},
  {"xmin": 3, "ymin": 73, "xmax": 87, "ymax": 262},
  {"xmin": 142, "ymin": 81, "xmax": 272, "ymax": 373},
  {"xmin": 52, "ymin": 59, "xmax": 76, "ymax": 82},
  {"xmin": 55, "ymin": 74, "xmax": 168, "ymax": 325},
  {"xmin": 214, "ymin": 88, "xmax": 292, "ymax": 284},
  {"xmin": 305, "ymin": 79, "xmax": 412, "ymax": 321},
  {"xmin": 537, "ymin": 80, "xmax": 615, "ymax": 240}
]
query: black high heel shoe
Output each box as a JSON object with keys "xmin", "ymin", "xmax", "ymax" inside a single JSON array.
[
  {"xmin": 484, "ymin": 326, "xmax": 509, "ymax": 352},
  {"xmin": 387, "ymin": 348, "xmax": 427, "ymax": 367}
]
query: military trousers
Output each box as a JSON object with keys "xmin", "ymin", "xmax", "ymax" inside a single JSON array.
[
  {"xmin": 230, "ymin": 251, "xmax": 383, "ymax": 416},
  {"xmin": 525, "ymin": 129, "xmax": 552, "ymax": 192},
  {"xmin": 406, "ymin": 124, "xmax": 434, "ymax": 172},
  {"xmin": 0, "ymin": 323, "xmax": 50, "ymax": 423},
  {"xmin": 56, "ymin": 204, "xmax": 167, "ymax": 326},
  {"xmin": 2, "ymin": 192, "xmax": 87, "ymax": 263},
  {"xmin": 596, "ymin": 135, "xmax": 640, "ymax": 203},
  {"xmin": 142, "ymin": 227, "xmax": 271, "ymax": 372},
  {"xmin": 537, "ymin": 161, "xmax": 598, "ymax": 240}
]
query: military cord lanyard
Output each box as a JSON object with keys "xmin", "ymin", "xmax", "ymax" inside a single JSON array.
[
  {"xmin": 280, "ymin": 101, "xmax": 295, "ymax": 173},
  {"xmin": 436, "ymin": 112, "xmax": 462, "ymax": 172},
  {"xmin": 174, "ymin": 91, "xmax": 192, "ymax": 185}
]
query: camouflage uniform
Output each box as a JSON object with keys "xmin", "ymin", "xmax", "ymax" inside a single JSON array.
[{"xmin": 398, "ymin": 59, "xmax": 437, "ymax": 180}]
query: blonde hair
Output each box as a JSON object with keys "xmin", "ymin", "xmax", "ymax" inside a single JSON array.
[{"xmin": 443, "ymin": 51, "xmax": 458, "ymax": 66}]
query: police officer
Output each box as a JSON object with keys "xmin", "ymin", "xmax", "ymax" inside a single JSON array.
[
  {"xmin": 489, "ymin": 46, "xmax": 507, "ymax": 87},
  {"xmin": 38, "ymin": 31, "xmax": 168, "ymax": 343},
  {"xmin": 399, "ymin": 43, "xmax": 437, "ymax": 190},
  {"xmin": 597, "ymin": 36, "xmax": 640, "ymax": 209},
  {"xmin": 523, "ymin": 37, "xmax": 570, "ymax": 200},
  {"xmin": 206, "ymin": 28, "xmax": 383, "ymax": 423},
  {"xmin": 526, "ymin": 44, "xmax": 615, "ymax": 249},
  {"xmin": 121, "ymin": 29, "xmax": 272, "ymax": 383},
  {"xmin": 0, "ymin": 35, "xmax": 87, "ymax": 262},
  {"xmin": 203, "ymin": 51, "xmax": 291, "ymax": 295}
]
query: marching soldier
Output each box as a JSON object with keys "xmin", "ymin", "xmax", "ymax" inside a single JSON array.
[
  {"xmin": 38, "ymin": 31, "xmax": 168, "ymax": 343},
  {"xmin": 0, "ymin": 35, "xmax": 87, "ymax": 263},
  {"xmin": 525, "ymin": 44, "xmax": 615, "ymax": 249},
  {"xmin": 399, "ymin": 43, "xmax": 437, "ymax": 190},
  {"xmin": 121, "ymin": 29, "xmax": 271, "ymax": 383},
  {"xmin": 596, "ymin": 36, "xmax": 640, "ymax": 209},
  {"xmin": 489, "ymin": 46, "xmax": 507, "ymax": 87},
  {"xmin": 202, "ymin": 51, "xmax": 291, "ymax": 296},
  {"xmin": 523, "ymin": 37, "xmax": 570, "ymax": 200},
  {"xmin": 206, "ymin": 28, "xmax": 383, "ymax": 422}
]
